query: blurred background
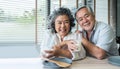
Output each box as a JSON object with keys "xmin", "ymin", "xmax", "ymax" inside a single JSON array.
[{"xmin": 0, "ymin": 0, "xmax": 119, "ymax": 58}]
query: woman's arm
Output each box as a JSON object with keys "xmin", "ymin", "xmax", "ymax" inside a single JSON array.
[{"xmin": 44, "ymin": 45, "xmax": 73, "ymax": 59}]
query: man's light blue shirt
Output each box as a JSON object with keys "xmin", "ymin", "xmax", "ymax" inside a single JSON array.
[{"xmin": 83, "ymin": 21, "xmax": 119, "ymax": 56}]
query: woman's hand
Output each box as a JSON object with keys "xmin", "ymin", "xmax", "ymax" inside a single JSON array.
[
  {"xmin": 44, "ymin": 45, "xmax": 73, "ymax": 59},
  {"xmin": 44, "ymin": 46, "xmax": 62, "ymax": 58},
  {"xmin": 65, "ymin": 40, "xmax": 78, "ymax": 51}
]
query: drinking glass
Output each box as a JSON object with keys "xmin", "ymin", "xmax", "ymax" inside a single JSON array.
[{"xmin": 74, "ymin": 33, "xmax": 82, "ymax": 52}]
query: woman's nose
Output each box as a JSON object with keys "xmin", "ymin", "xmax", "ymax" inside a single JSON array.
[{"xmin": 61, "ymin": 22, "xmax": 65, "ymax": 27}]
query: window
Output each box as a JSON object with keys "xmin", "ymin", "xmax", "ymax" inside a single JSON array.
[
  {"xmin": 0, "ymin": 0, "xmax": 49, "ymax": 45},
  {"xmin": 37, "ymin": 0, "xmax": 49, "ymax": 45},
  {"xmin": 0, "ymin": 0, "xmax": 35, "ymax": 45},
  {"xmin": 50, "ymin": 0, "xmax": 60, "ymax": 14},
  {"xmin": 0, "ymin": 0, "xmax": 90, "ymax": 45},
  {"xmin": 0, "ymin": 0, "xmax": 49, "ymax": 58},
  {"xmin": 95, "ymin": 0, "xmax": 108, "ymax": 24}
]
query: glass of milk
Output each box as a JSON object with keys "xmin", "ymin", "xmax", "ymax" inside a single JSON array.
[{"xmin": 74, "ymin": 33, "xmax": 82, "ymax": 52}]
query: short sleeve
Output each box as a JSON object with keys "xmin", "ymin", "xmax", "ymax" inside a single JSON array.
[{"xmin": 96, "ymin": 24, "xmax": 115, "ymax": 52}]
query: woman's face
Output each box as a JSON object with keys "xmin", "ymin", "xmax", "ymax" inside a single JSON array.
[{"xmin": 55, "ymin": 15, "xmax": 70, "ymax": 37}]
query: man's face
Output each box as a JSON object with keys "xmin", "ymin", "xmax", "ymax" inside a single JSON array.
[{"xmin": 76, "ymin": 8, "xmax": 95, "ymax": 32}]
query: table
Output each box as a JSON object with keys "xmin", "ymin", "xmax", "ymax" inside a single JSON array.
[
  {"xmin": 0, "ymin": 57, "xmax": 119, "ymax": 69},
  {"xmin": 70, "ymin": 57, "xmax": 120, "ymax": 69},
  {"xmin": 0, "ymin": 45, "xmax": 119, "ymax": 69}
]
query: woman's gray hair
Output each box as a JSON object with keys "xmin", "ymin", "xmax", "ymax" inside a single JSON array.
[
  {"xmin": 75, "ymin": 5, "xmax": 94, "ymax": 19},
  {"xmin": 48, "ymin": 7, "xmax": 75, "ymax": 33}
]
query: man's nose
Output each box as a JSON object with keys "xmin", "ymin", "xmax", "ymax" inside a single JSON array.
[{"xmin": 82, "ymin": 18, "xmax": 88, "ymax": 22}]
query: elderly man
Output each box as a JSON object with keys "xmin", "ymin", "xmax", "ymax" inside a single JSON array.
[{"xmin": 75, "ymin": 6, "xmax": 119, "ymax": 59}]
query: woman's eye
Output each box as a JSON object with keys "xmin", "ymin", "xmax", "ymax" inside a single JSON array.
[{"xmin": 57, "ymin": 22, "xmax": 62, "ymax": 24}]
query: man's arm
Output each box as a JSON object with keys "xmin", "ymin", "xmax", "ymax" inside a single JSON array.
[{"xmin": 82, "ymin": 37, "xmax": 106, "ymax": 60}]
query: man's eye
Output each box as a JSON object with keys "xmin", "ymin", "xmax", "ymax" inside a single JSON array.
[
  {"xmin": 84, "ymin": 14, "xmax": 89, "ymax": 18},
  {"xmin": 78, "ymin": 18, "xmax": 83, "ymax": 22},
  {"xmin": 64, "ymin": 21, "xmax": 69, "ymax": 23}
]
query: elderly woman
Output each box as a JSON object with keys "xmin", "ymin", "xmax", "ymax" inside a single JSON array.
[{"xmin": 40, "ymin": 7, "xmax": 86, "ymax": 60}]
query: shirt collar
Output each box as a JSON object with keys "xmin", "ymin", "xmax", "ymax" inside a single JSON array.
[
  {"xmin": 82, "ymin": 21, "xmax": 97, "ymax": 32},
  {"xmin": 82, "ymin": 21, "xmax": 97, "ymax": 40},
  {"xmin": 56, "ymin": 32, "xmax": 72, "ymax": 42},
  {"xmin": 93, "ymin": 21, "xmax": 97, "ymax": 31}
]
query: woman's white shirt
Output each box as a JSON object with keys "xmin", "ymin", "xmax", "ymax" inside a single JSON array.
[{"xmin": 40, "ymin": 30, "xmax": 86, "ymax": 60}]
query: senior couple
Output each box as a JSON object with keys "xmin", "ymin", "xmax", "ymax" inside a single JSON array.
[{"xmin": 40, "ymin": 6, "xmax": 119, "ymax": 61}]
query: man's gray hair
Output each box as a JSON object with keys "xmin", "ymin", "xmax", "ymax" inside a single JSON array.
[{"xmin": 75, "ymin": 5, "xmax": 94, "ymax": 19}]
